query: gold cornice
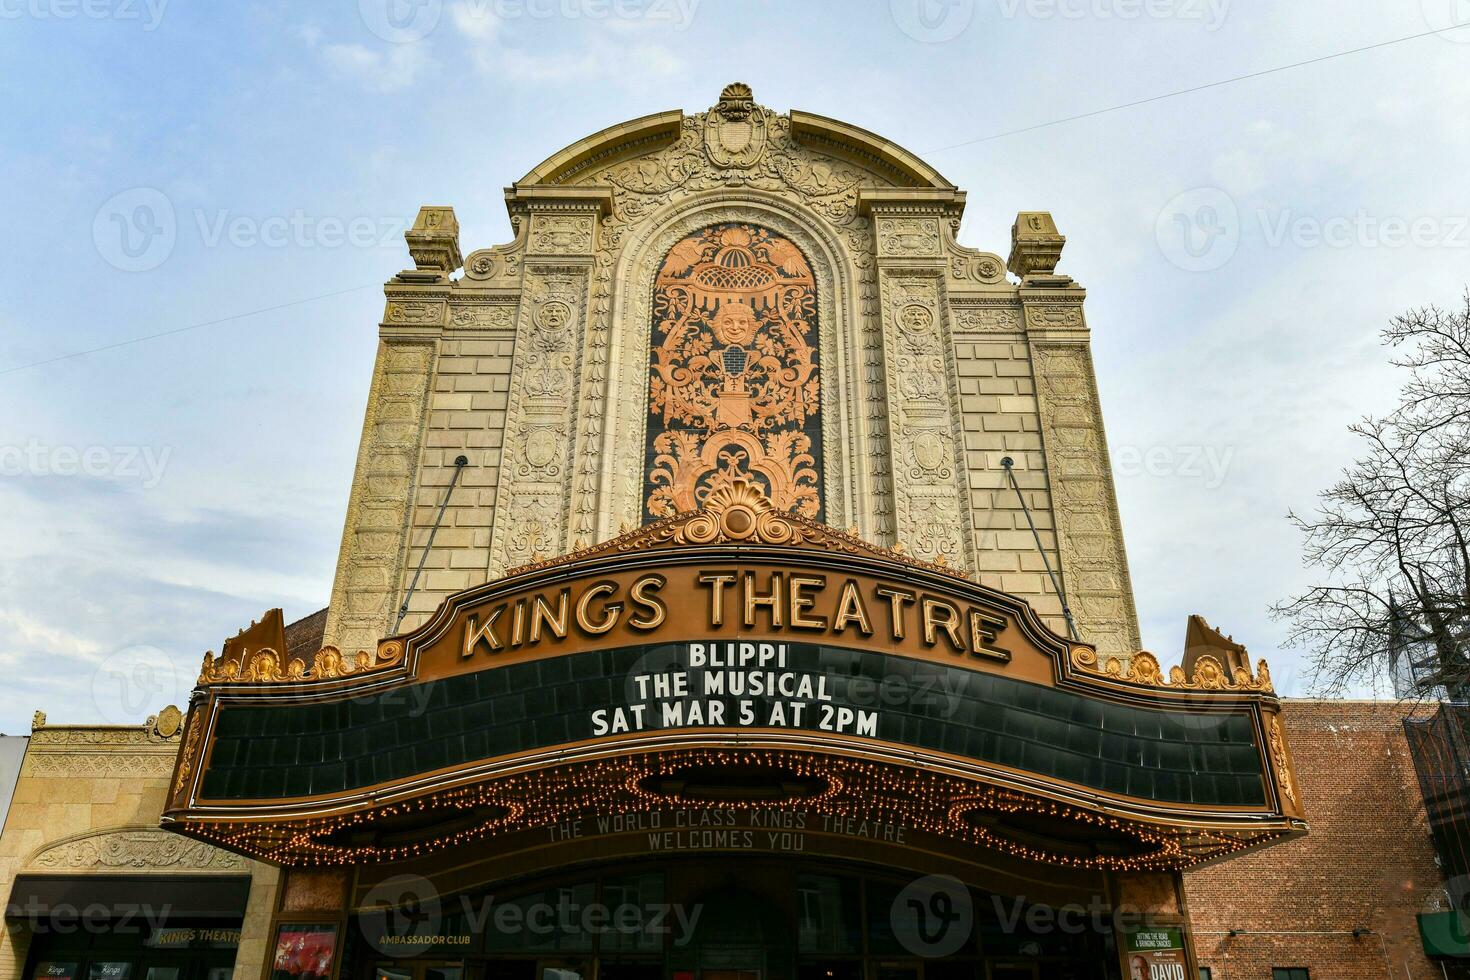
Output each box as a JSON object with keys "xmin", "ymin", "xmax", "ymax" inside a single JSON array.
[{"xmin": 197, "ymin": 641, "xmax": 404, "ymax": 687}]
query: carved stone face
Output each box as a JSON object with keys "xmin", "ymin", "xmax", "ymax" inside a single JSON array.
[
  {"xmin": 536, "ymin": 300, "xmax": 571, "ymax": 332},
  {"xmin": 711, "ymin": 302, "xmax": 758, "ymax": 346},
  {"xmin": 900, "ymin": 303, "xmax": 933, "ymax": 335}
]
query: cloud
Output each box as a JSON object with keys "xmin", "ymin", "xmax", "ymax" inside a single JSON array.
[
  {"xmin": 444, "ymin": 2, "xmax": 683, "ymax": 83},
  {"xmin": 0, "ymin": 466, "xmax": 335, "ymax": 733},
  {"xmin": 449, "ymin": 0, "xmax": 502, "ymax": 41},
  {"xmin": 488, "ymin": 40, "xmax": 682, "ymax": 82},
  {"xmin": 320, "ymin": 42, "xmax": 430, "ymax": 93},
  {"xmin": 294, "ymin": 23, "xmax": 323, "ymax": 48}
]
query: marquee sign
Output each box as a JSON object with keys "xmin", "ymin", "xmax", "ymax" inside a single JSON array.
[{"xmin": 163, "ymin": 482, "xmax": 1304, "ymax": 870}]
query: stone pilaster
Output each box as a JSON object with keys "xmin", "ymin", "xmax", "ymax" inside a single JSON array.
[
  {"xmin": 867, "ymin": 196, "xmax": 975, "ymax": 570},
  {"xmin": 1015, "ymin": 213, "xmax": 1141, "ymax": 662},
  {"xmin": 487, "ymin": 190, "xmax": 607, "ymax": 574},
  {"xmin": 230, "ymin": 863, "xmax": 281, "ymax": 980}
]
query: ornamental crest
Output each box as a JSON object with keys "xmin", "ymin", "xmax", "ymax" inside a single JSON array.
[
  {"xmin": 703, "ymin": 82, "xmax": 767, "ymax": 169},
  {"xmin": 643, "ymin": 223, "xmax": 823, "ymax": 521}
]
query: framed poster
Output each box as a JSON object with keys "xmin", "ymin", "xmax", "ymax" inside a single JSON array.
[
  {"xmin": 269, "ymin": 923, "xmax": 340, "ymax": 980},
  {"xmin": 1125, "ymin": 927, "xmax": 1188, "ymax": 980}
]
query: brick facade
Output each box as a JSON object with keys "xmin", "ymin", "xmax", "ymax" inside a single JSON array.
[{"xmin": 1185, "ymin": 700, "xmax": 1452, "ymax": 980}]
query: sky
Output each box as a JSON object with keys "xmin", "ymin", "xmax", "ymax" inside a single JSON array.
[{"xmin": 0, "ymin": 0, "xmax": 1467, "ymax": 733}]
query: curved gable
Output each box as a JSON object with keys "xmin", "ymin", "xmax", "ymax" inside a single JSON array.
[{"xmin": 518, "ymin": 83, "xmax": 952, "ymax": 190}]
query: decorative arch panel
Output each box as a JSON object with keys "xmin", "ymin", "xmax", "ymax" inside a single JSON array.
[{"xmin": 643, "ymin": 224, "xmax": 824, "ymax": 522}]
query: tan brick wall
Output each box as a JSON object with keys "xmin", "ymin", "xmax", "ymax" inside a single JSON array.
[
  {"xmin": 395, "ymin": 334, "xmax": 515, "ymax": 632},
  {"xmin": 1184, "ymin": 700, "xmax": 1447, "ymax": 980},
  {"xmin": 952, "ymin": 333, "xmax": 1067, "ymax": 634}
]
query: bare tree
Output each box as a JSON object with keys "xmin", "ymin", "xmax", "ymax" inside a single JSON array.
[{"xmin": 1274, "ymin": 292, "xmax": 1470, "ymax": 697}]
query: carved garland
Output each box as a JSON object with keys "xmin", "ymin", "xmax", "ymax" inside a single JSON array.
[{"xmin": 29, "ymin": 827, "xmax": 245, "ymax": 872}]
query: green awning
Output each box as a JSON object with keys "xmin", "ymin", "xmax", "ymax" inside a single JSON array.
[{"xmin": 1419, "ymin": 911, "xmax": 1470, "ymax": 958}]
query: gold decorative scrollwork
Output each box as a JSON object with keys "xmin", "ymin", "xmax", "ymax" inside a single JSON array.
[
  {"xmin": 1269, "ymin": 715, "xmax": 1297, "ymax": 806},
  {"xmin": 173, "ymin": 710, "xmax": 201, "ymax": 799},
  {"xmin": 1079, "ymin": 650, "xmax": 1276, "ymax": 694},
  {"xmin": 197, "ymin": 639, "xmax": 405, "ymax": 687}
]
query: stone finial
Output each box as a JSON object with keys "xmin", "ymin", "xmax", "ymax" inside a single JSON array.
[
  {"xmin": 1008, "ymin": 211, "xmax": 1066, "ymax": 278},
  {"xmin": 715, "ymin": 82, "xmax": 755, "ymax": 119},
  {"xmin": 31, "ymin": 710, "xmax": 45, "ymax": 730},
  {"xmin": 403, "ymin": 206, "xmax": 463, "ymax": 279}
]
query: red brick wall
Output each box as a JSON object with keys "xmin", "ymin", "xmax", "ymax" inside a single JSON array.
[{"xmin": 1184, "ymin": 700, "xmax": 1455, "ymax": 980}]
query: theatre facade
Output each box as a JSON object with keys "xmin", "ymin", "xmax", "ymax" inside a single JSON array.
[{"xmin": 7, "ymin": 84, "xmax": 1314, "ymax": 980}]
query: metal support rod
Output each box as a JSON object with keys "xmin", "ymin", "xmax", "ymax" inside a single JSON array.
[
  {"xmin": 394, "ymin": 454, "xmax": 469, "ymax": 634},
  {"xmin": 1000, "ymin": 455, "xmax": 1080, "ymax": 641}
]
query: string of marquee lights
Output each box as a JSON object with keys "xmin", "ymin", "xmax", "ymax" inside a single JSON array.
[{"xmin": 181, "ymin": 748, "xmax": 1285, "ymax": 871}]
